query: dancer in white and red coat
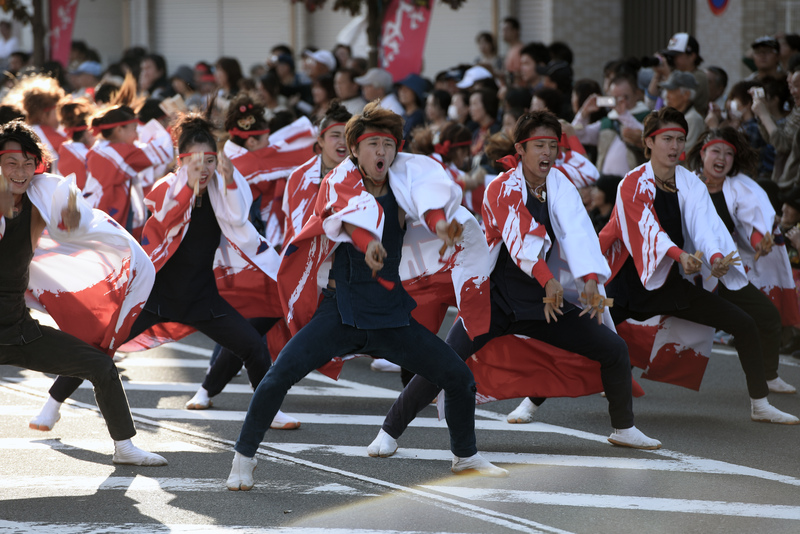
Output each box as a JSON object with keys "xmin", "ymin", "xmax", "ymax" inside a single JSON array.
[
  {"xmin": 367, "ymin": 110, "xmax": 661, "ymax": 459},
  {"xmin": 600, "ymin": 106, "xmax": 798, "ymax": 424},
  {"xmin": 226, "ymin": 102, "xmax": 506, "ymax": 491},
  {"xmin": 0, "ymin": 121, "xmax": 166, "ymax": 466},
  {"xmin": 223, "ymin": 94, "xmax": 316, "ymax": 246},
  {"xmin": 685, "ymin": 126, "xmax": 799, "ymax": 394},
  {"xmin": 42, "ymin": 114, "xmax": 295, "ymax": 428},
  {"xmin": 57, "ymin": 98, "xmax": 97, "ymax": 190}
]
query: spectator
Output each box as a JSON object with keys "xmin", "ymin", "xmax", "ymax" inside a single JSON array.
[
  {"xmin": 354, "ymin": 68, "xmax": 404, "ymax": 115},
  {"xmin": 310, "ymin": 74, "xmax": 336, "ymax": 123},
  {"xmin": 548, "ymin": 41, "xmax": 574, "ymax": 66},
  {"xmin": 448, "ymin": 89, "xmax": 476, "ymax": 131},
  {"xmin": 705, "ymin": 66, "xmax": 728, "ymax": 111},
  {"xmin": 424, "ymin": 89, "xmax": 451, "ymax": 138},
  {"xmin": 170, "ymin": 65, "xmax": 204, "ymax": 110},
  {"xmin": 647, "ymin": 32, "xmax": 709, "ymax": 115},
  {"xmin": 0, "ymin": 20, "xmax": 17, "ymax": 69},
  {"xmin": 69, "ymin": 61, "xmax": 103, "ymax": 98},
  {"xmin": 333, "ymin": 67, "xmax": 366, "ymax": 115},
  {"xmin": 455, "ymin": 65, "xmax": 493, "ymax": 92},
  {"xmin": 537, "ymin": 60, "xmax": 573, "ymax": 120},
  {"xmin": 778, "ymin": 33, "xmax": 800, "ymax": 73},
  {"xmin": 333, "ymin": 43, "xmax": 352, "ymax": 67},
  {"xmin": 303, "ymin": 49, "xmax": 337, "ymax": 80},
  {"xmin": 468, "ymin": 87, "xmax": 500, "ymax": 168},
  {"xmin": 396, "ymin": 73, "xmax": 427, "ymax": 144},
  {"xmin": 502, "ymin": 17, "xmax": 523, "ymax": 84},
  {"xmin": 573, "ymin": 73, "xmax": 650, "ymax": 177},
  {"xmin": 659, "ymin": 71, "xmax": 704, "ymax": 149},
  {"xmin": 256, "ymin": 71, "xmax": 288, "ymax": 121},
  {"xmin": 753, "ymin": 64, "xmax": 800, "ymax": 189},
  {"xmin": 139, "ymin": 53, "xmax": 172, "ymax": 99},
  {"xmin": 518, "ymin": 42, "xmax": 550, "ymax": 92},
  {"xmin": 269, "ymin": 53, "xmax": 313, "ymax": 115},
  {"xmin": 588, "ymin": 174, "xmax": 622, "ymax": 234},
  {"xmin": 475, "ymin": 32, "xmax": 503, "ymax": 73},
  {"xmin": 571, "ymin": 78, "xmax": 607, "ymax": 162},
  {"xmin": 7, "ymin": 51, "xmax": 29, "ymax": 77},
  {"xmin": 747, "ymin": 36, "xmax": 783, "ymax": 82}
]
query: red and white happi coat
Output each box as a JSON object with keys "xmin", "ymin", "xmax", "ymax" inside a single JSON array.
[
  {"xmin": 282, "ymin": 154, "xmax": 322, "ymax": 249},
  {"xmin": 600, "ymin": 162, "xmax": 748, "ymax": 390},
  {"xmin": 57, "ymin": 140, "xmax": 89, "ymax": 190},
  {"xmin": 223, "ymin": 117, "xmax": 317, "ymax": 246},
  {"xmin": 279, "ymin": 154, "xmax": 491, "ymax": 378},
  {"xmin": 703, "ymin": 172, "xmax": 800, "ymax": 326},
  {"xmin": 82, "ymin": 119, "xmax": 173, "ymax": 230},
  {"xmin": 31, "ymin": 125, "xmax": 67, "ymax": 174},
  {"xmin": 119, "ymin": 165, "xmax": 282, "ymax": 351},
  {"xmin": 13, "ymin": 173, "xmax": 155, "ymax": 355},
  {"xmin": 555, "ymin": 147, "xmax": 600, "ymax": 189},
  {"xmin": 467, "ymin": 164, "xmax": 645, "ymax": 403}
]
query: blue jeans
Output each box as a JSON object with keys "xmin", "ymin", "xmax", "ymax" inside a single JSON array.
[{"xmin": 234, "ymin": 290, "xmax": 478, "ymax": 458}]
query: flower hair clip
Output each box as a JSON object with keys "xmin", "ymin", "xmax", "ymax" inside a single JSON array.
[{"xmin": 237, "ymin": 115, "xmax": 256, "ymax": 130}]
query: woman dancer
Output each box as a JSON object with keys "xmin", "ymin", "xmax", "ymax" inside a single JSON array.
[
  {"xmin": 686, "ymin": 126, "xmax": 799, "ymax": 394},
  {"xmin": 600, "ymin": 107, "xmax": 798, "ymax": 424},
  {"xmin": 226, "ymin": 102, "xmax": 506, "ymax": 491},
  {"xmin": 57, "ymin": 98, "xmax": 96, "ymax": 189},
  {"xmin": 367, "ymin": 110, "xmax": 660, "ymax": 458}
]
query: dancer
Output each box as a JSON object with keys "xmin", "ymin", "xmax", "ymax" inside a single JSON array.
[
  {"xmin": 0, "ymin": 120, "xmax": 165, "ymax": 465},
  {"xmin": 600, "ymin": 107, "xmax": 798, "ymax": 424},
  {"xmin": 33, "ymin": 113, "xmax": 292, "ymax": 430},
  {"xmin": 57, "ymin": 97, "xmax": 96, "ymax": 189},
  {"xmin": 367, "ymin": 110, "xmax": 660, "ymax": 458},
  {"xmin": 226, "ymin": 102, "xmax": 506, "ymax": 491},
  {"xmin": 686, "ymin": 126, "xmax": 799, "ymax": 394}
]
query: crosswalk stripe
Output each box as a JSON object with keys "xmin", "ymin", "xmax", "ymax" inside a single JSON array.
[
  {"xmin": 420, "ymin": 486, "xmax": 800, "ymax": 520},
  {"xmin": 0, "ymin": 522, "xmax": 468, "ymax": 534},
  {"xmin": 0, "ymin": 438, "xmax": 209, "ymax": 452}
]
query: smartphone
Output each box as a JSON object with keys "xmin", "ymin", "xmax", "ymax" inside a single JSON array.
[
  {"xmin": 596, "ymin": 96, "xmax": 616, "ymax": 107},
  {"xmin": 752, "ymin": 87, "xmax": 765, "ymax": 99}
]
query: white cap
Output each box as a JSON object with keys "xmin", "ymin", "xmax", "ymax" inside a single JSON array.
[
  {"xmin": 456, "ymin": 65, "xmax": 493, "ymax": 89},
  {"xmin": 354, "ymin": 68, "xmax": 394, "ymax": 92},
  {"xmin": 306, "ymin": 49, "xmax": 337, "ymax": 71}
]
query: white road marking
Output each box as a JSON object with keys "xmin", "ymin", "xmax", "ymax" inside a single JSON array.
[
  {"xmin": 0, "ymin": 522, "xmax": 464, "ymax": 534},
  {"xmin": 421, "ymin": 486, "xmax": 800, "ymax": 520},
  {"xmin": 0, "ymin": 438, "xmax": 209, "ymax": 452}
]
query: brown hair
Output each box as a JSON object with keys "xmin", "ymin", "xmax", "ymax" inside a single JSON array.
[
  {"xmin": 10, "ymin": 75, "xmax": 66, "ymax": 124},
  {"xmin": 642, "ymin": 107, "xmax": 689, "ymax": 159},
  {"xmin": 90, "ymin": 73, "xmax": 141, "ymax": 140},
  {"xmin": 344, "ymin": 100, "xmax": 404, "ymax": 157},
  {"xmin": 685, "ymin": 126, "xmax": 759, "ymax": 177},
  {"xmin": 224, "ymin": 92, "xmax": 269, "ymax": 147},
  {"xmin": 484, "ymin": 131, "xmax": 516, "ymax": 173},
  {"xmin": 58, "ymin": 97, "xmax": 95, "ymax": 142}
]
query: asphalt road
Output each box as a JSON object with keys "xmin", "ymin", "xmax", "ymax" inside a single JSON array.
[{"xmin": 2, "ymin": 316, "xmax": 800, "ymax": 534}]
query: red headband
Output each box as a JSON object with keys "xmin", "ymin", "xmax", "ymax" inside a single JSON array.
[
  {"xmin": 701, "ymin": 139, "xmax": 737, "ymax": 154},
  {"xmin": 434, "ymin": 139, "xmax": 471, "ymax": 156},
  {"xmin": 228, "ymin": 128, "xmax": 270, "ymax": 139},
  {"xmin": 356, "ymin": 132, "xmax": 404, "ymax": 152},
  {"xmin": 0, "ymin": 150, "xmax": 24, "ymax": 156},
  {"xmin": 91, "ymin": 118, "xmax": 141, "ymax": 135},
  {"xmin": 178, "ymin": 151, "xmax": 217, "ymax": 159},
  {"xmin": 319, "ymin": 122, "xmax": 345, "ymax": 137},
  {"xmin": 64, "ymin": 125, "xmax": 89, "ymax": 135},
  {"xmin": 648, "ymin": 127, "xmax": 686, "ymax": 138},
  {"xmin": 517, "ymin": 135, "xmax": 559, "ymax": 145}
]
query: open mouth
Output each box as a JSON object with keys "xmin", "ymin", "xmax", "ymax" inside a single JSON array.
[
  {"xmin": 376, "ymin": 159, "xmax": 385, "ymax": 172},
  {"xmin": 336, "ymin": 147, "xmax": 347, "ymax": 158},
  {"xmin": 712, "ymin": 162, "xmax": 726, "ymax": 173},
  {"xmin": 538, "ymin": 160, "xmax": 551, "ymax": 172},
  {"xmin": 9, "ymin": 177, "xmax": 26, "ymax": 185}
]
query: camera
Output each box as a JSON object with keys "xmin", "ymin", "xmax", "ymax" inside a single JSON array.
[
  {"xmin": 640, "ymin": 56, "xmax": 661, "ymax": 68},
  {"xmin": 596, "ymin": 96, "xmax": 616, "ymax": 107},
  {"xmin": 752, "ymin": 87, "xmax": 765, "ymax": 99}
]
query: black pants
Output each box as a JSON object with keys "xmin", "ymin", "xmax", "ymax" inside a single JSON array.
[
  {"xmin": 381, "ymin": 297, "xmax": 635, "ymax": 438},
  {"xmin": 49, "ymin": 297, "xmax": 269, "ymax": 402},
  {"xmin": 719, "ymin": 283, "xmax": 782, "ymax": 381},
  {"xmin": 205, "ymin": 317, "xmax": 279, "ymax": 396},
  {"xmin": 611, "ymin": 280, "xmax": 769, "ymax": 399},
  {"xmin": 0, "ymin": 324, "xmax": 136, "ymax": 440}
]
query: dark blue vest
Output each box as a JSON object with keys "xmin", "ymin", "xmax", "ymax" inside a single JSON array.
[{"xmin": 330, "ymin": 186, "xmax": 417, "ymax": 329}]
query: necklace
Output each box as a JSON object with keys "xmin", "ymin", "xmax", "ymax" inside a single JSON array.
[
  {"xmin": 653, "ymin": 173, "xmax": 677, "ymax": 193},
  {"xmin": 527, "ymin": 180, "xmax": 547, "ymax": 203}
]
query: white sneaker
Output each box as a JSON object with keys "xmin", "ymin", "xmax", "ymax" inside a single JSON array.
[
  {"xmin": 451, "ymin": 453, "xmax": 508, "ymax": 477},
  {"xmin": 226, "ymin": 452, "xmax": 257, "ymax": 491},
  {"xmin": 751, "ymin": 397, "xmax": 800, "ymax": 424},
  {"xmin": 270, "ymin": 410, "xmax": 300, "ymax": 430},
  {"xmin": 112, "ymin": 439, "xmax": 168, "ymax": 466},
  {"xmin": 607, "ymin": 426, "xmax": 662, "ymax": 450},
  {"xmin": 370, "ymin": 358, "xmax": 401, "ymax": 372},
  {"xmin": 367, "ymin": 429, "xmax": 398, "ymax": 457},
  {"xmin": 506, "ymin": 398, "xmax": 537, "ymax": 424},
  {"xmin": 185, "ymin": 388, "xmax": 212, "ymax": 410},
  {"xmin": 767, "ymin": 377, "xmax": 797, "ymax": 394}
]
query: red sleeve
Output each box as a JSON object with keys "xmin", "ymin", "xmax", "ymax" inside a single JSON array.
[
  {"xmin": 113, "ymin": 143, "xmax": 160, "ymax": 172},
  {"xmin": 583, "ymin": 273, "xmax": 599, "ymax": 283},
  {"xmin": 424, "ymin": 209, "xmax": 446, "ymax": 234},
  {"xmin": 532, "ymin": 261, "xmax": 555, "ymax": 287},
  {"xmin": 710, "ymin": 252, "xmax": 723, "ymax": 264},
  {"xmin": 750, "ymin": 230, "xmax": 764, "ymax": 249},
  {"xmin": 351, "ymin": 227, "xmax": 376, "ymax": 253},
  {"xmin": 667, "ymin": 246, "xmax": 684, "ymax": 262}
]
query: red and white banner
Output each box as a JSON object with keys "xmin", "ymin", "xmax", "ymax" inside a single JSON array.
[
  {"xmin": 381, "ymin": 0, "xmax": 434, "ymax": 81},
  {"xmin": 49, "ymin": 0, "xmax": 80, "ymax": 67}
]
